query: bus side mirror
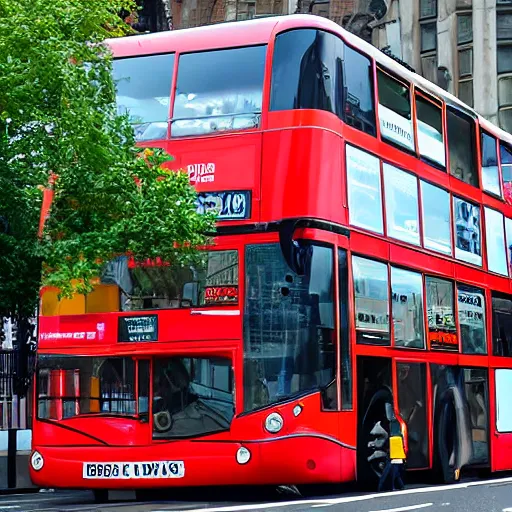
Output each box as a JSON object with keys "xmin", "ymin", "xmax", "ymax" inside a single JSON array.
[{"xmin": 279, "ymin": 219, "xmax": 307, "ymax": 276}]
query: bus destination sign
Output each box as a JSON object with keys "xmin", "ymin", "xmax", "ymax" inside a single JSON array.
[
  {"xmin": 118, "ymin": 315, "xmax": 158, "ymax": 342},
  {"xmin": 196, "ymin": 191, "xmax": 250, "ymax": 220}
]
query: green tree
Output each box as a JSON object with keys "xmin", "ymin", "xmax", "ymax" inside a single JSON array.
[{"xmin": 0, "ymin": 0, "xmax": 215, "ymax": 391}]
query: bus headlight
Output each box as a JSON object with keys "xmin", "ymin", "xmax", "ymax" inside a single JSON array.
[
  {"xmin": 236, "ymin": 447, "xmax": 251, "ymax": 465},
  {"xmin": 265, "ymin": 412, "xmax": 283, "ymax": 433},
  {"xmin": 31, "ymin": 451, "xmax": 44, "ymax": 471}
]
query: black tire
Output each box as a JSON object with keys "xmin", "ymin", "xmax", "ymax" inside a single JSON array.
[
  {"xmin": 93, "ymin": 490, "xmax": 109, "ymax": 503},
  {"xmin": 434, "ymin": 397, "xmax": 459, "ymax": 484},
  {"xmin": 358, "ymin": 389, "xmax": 393, "ymax": 490}
]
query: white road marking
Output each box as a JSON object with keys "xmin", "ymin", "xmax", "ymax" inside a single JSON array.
[
  {"xmin": 161, "ymin": 475, "xmax": 512, "ymax": 512},
  {"xmin": 502, "ymin": 508, "xmax": 512, "ymax": 511},
  {"xmin": 368, "ymin": 504, "xmax": 433, "ymax": 512}
]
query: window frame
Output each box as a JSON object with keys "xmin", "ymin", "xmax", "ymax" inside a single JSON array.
[
  {"xmin": 480, "ymin": 130, "xmax": 503, "ymax": 199},
  {"xmin": 452, "ymin": 195, "xmax": 482, "ymax": 266},
  {"xmin": 484, "ymin": 207, "xmax": 508, "ymax": 276}
]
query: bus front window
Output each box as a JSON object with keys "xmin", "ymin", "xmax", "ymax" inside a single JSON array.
[
  {"xmin": 243, "ymin": 243, "xmax": 336, "ymax": 412},
  {"xmin": 101, "ymin": 250, "xmax": 238, "ymax": 312},
  {"xmin": 112, "ymin": 53, "xmax": 175, "ymax": 142},
  {"xmin": 171, "ymin": 46, "xmax": 266, "ymax": 137}
]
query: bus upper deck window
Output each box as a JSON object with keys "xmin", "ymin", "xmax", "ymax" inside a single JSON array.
[
  {"xmin": 415, "ymin": 95, "xmax": 445, "ymax": 168},
  {"xmin": 377, "ymin": 70, "xmax": 414, "ymax": 152},
  {"xmin": 112, "ymin": 54, "xmax": 174, "ymax": 142},
  {"xmin": 171, "ymin": 46, "xmax": 266, "ymax": 137},
  {"xmin": 447, "ymin": 108, "xmax": 478, "ymax": 188},
  {"xmin": 500, "ymin": 143, "xmax": 512, "ymax": 205},
  {"xmin": 481, "ymin": 131, "xmax": 501, "ymax": 197}
]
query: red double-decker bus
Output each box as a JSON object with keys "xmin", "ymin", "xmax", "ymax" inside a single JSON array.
[{"xmin": 31, "ymin": 13, "xmax": 512, "ymax": 497}]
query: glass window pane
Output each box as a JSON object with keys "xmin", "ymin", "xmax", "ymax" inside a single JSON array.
[
  {"xmin": 377, "ymin": 71, "xmax": 414, "ymax": 151},
  {"xmin": 153, "ymin": 356, "xmax": 234, "ymax": 439},
  {"xmin": 457, "ymin": 14, "xmax": 473, "ymax": 44},
  {"xmin": 458, "ymin": 80, "xmax": 474, "ymax": 107},
  {"xmin": 496, "ymin": 369, "xmax": 512, "ymax": 432},
  {"xmin": 37, "ymin": 356, "xmax": 136, "ymax": 419},
  {"xmin": 505, "ymin": 217, "xmax": 512, "ymax": 276},
  {"xmin": 492, "ymin": 293, "xmax": 512, "ymax": 356},
  {"xmin": 481, "ymin": 132, "xmax": 501, "ymax": 196},
  {"xmin": 497, "ymin": 14, "xmax": 512, "ymax": 40},
  {"xmin": 426, "ymin": 277, "xmax": 457, "ymax": 351},
  {"xmin": 352, "ymin": 256, "xmax": 390, "ymax": 345},
  {"xmin": 459, "ymin": 49, "xmax": 473, "ymax": 77},
  {"xmin": 499, "ymin": 77, "xmax": 512, "ymax": 107},
  {"xmin": 421, "ymin": 22, "xmax": 437, "ymax": 52},
  {"xmin": 499, "ymin": 108, "xmax": 512, "ymax": 135},
  {"xmin": 421, "ymin": 181, "xmax": 452, "ymax": 254},
  {"xmin": 502, "ymin": 144, "xmax": 512, "ymax": 205},
  {"xmin": 339, "ymin": 250, "xmax": 351, "ymax": 410},
  {"xmin": 138, "ymin": 360, "xmax": 149, "ymax": 414},
  {"xmin": 391, "ymin": 267, "xmax": 425, "ymax": 349},
  {"xmin": 497, "ymin": 46, "xmax": 512, "ymax": 74},
  {"xmin": 384, "ymin": 163, "xmax": 420, "ymax": 245},
  {"xmin": 244, "ymin": 244, "xmax": 336, "ymax": 411},
  {"xmin": 420, "ymin": 0, "xmax": 437, "ymax": 18},
  {"xmin": 453, "ymin": 197, "xmax": 481, "ymax": 265},
  {"xmin": 447, "ymin": 109, "xmax": 478, "ymax": 187},
  {"xmin": 172, "ymin": 45, "xmax": 266, "ymax": 137},
  {"xmin": 270, "ymin": 29, "xmax": 342, "ymax": 117},
  {"xmin": 344, "ymin": 45, "xmax": 377, "ymax": 136},
  {"xmin": 113, "ymin": 54, "xmax": 174, "ymax": 141},
  {"xmin": 397, "ymin": 362, "xmax": 429, "ymax": 468},
  {"xmin": 102, "ymin": 251, "xmax": 239, "ymax": 311},
  {"xmin": 346, "ymin": 145, "xmax": 383, "ymax": 233},
  {"xmin": 416, "ymin": 96, "xmax": 445, "ymax": 167},
  {"xmin": 485, "ymin": 208, "xmax": 507, "ymax": 276},
  {"xmin": 458, "ymin": 285, "xmax": 486, "ymax": 354}
]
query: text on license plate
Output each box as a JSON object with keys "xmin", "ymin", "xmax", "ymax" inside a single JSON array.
[{"xmin": 83, "ymin": 461, "xmax": 185, "ymax": 479}]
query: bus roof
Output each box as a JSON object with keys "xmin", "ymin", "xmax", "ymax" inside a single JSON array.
[{"xmin": 106, "ymin": 14, "xmax": 512, "ymax": 146}]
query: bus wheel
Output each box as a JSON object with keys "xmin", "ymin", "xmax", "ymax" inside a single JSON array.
[
  {"xmin": 359, "ymin": 390, "xmax": 393, "ymax": 489},
  {"xmin": 435, "ymin": 398, "xmax": 459, "ymax": 484},
  {"xmin": 93, "ymin": 490, "xmax": 109, "ymax": 504}
]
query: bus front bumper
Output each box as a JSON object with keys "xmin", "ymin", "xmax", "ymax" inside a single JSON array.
[{"xmin": 29, "ymin": 436, "xmax": 356, "ymax": 488}]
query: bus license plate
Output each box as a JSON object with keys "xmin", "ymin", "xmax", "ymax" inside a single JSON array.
[{"xmin": 83, "ymin": 461, "xmax": 185, "ymax": 479}]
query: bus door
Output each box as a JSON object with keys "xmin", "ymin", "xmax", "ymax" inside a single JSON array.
[{"xmin": 393, "ymin": 359, "xmax": 430, "ymax": 470}]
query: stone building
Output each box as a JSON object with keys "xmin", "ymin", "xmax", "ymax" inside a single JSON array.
[{"xmin": 133, "ymin": 0, "xmax": 511, "ymax": 133}]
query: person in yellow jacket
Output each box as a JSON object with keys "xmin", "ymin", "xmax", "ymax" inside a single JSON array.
[{"xmin": 377, "ymin": 417, "xmax": 406, "ymax": 492}]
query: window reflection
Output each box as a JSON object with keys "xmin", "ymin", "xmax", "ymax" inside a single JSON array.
[
  {"xmin": 453, "ymin": 197, "xmax": 481, "ymax": 266},
  {"xmin": 458, "ymin": 285, "xmax": 486, "ymax": 354},
  {"xmin": 391, "ymin": 267, "xmax": 424, "ymax": 349},
  {"xmin": 384, "ymin": 164, "xmax": 420, "ymax": 246},
  {"xmin": 152, "ymin": 357, "xmax": 234, "ymax": 439},
  {"xmin": 352, "ymin": 256, "xmax": 390, "ymax": 345},
  {"xmin": 426, "ymin": 277, "xmax": 457, "ymax": 351},
  {"xmin": 421, "ymin": 181, "xmax": 451, "ymax": 255},
  {"xmin": 416, "ymin": 96, "xmax": 445, "ymax": 167},
  {"xmin": 244, "ymin": 243, "xmax": 336, "ymax": 411},
  {"xmin": 485, "ymin": 207, "xmax": 507, "ymax": 276},
  {"xmin": 346, "ymin": 145, "xmax": 383, "ymax": 234},
  {"xmin": 112, "ymin": 54, "xmax": 174, "ymax": 141},
  {"xmin": 496, "ymin": 369, "xmax": 512, "ymax": 432},
  {"xmin": 492, "ymin": 292, "xmax": 512, "ymax": 357},
  {"xmin": 172, "ymin": 46, "xmax": 266, "ymax": 137},
  {"xmin": 501, "ymin": 144, "xmax": 512, "ymax": 206},
  {"xmin": 481, "ymin": 132, "xmax": 501, "ymax": 196}
]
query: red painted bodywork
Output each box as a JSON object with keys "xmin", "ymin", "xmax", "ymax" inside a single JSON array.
[{"xmin": 32, "ymin": 14, "xmax": 512, "ymax": 489}]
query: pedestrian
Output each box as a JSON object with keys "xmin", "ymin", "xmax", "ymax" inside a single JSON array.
[{"xmin": 378, "ymin": 417, "xmax": 406, "ymax": 492}]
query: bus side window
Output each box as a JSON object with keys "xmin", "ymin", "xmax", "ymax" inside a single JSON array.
[{"xmin": 501, "ymin": 143, "xmax": 512, "ymax": 205}]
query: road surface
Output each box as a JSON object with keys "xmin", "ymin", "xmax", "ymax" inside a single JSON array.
[{"xmin": 3, "ymin": 476, "xmax": 512, "ymax": 511}]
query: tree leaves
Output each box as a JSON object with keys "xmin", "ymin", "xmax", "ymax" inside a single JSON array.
[{"xmin": 0, "ymin": 0, "xmax": 215, "ymax": 310}]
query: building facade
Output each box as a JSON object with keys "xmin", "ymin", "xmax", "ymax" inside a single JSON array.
[{"xmin": 134, "ymin": 0, "xmax": 511, "ymax": 134}]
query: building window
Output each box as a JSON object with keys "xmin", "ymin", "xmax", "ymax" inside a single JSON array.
[
  {"xmin": 391, "ymin": 267, "xmax": 425, "ymax": 349},
  {"xmin": 485, "ymin": 208, "xmax": 508, "ymax": 276},
  {"xmin": 497, "ymin": 12, "xmax": 512, "ymax": 40},
  {"xmin": 383, "ymin": 163, "xmax": 420, "ymax": 246},
  {"xmin": 352, "ymin": 256, "xmax": 390, "ymax": 345},
  {"xmin": 453, "ymin": 196, "xmax": 481, "ymax": 266},
  {"xmin": 420, "ymin": 0, "xmax": 437, "ymax": 51},
  {"xmin": 457, "ymin": 14, "xmax": 473, "ymax": 44},
  {"xmin": 421, "ymin": 181, "xmax": 452, "ymax": 255},
  {"xmin": 481, "ymin": 131, "xmax": 501, "ymax": 197},
  {"xmin": 456, "ymin": 11, "xmax": 473, "ymax": 108},
  {"xmin": 346, "ymin": 145, "xmax": 383, "ymax": 234},
  {"xmin": 458, "ymin": 285, "xmax": 486, "ymax": 354},
  {"xmin": 377, "ymin": 70, "xmax": 414, "ymax": 151},
  {"xmin": 447, "ymin": 108, "xmax": 478, "ymax": 187},
  {"xmin": 497, "ymin": 6, "xmax": 512, "ymax": 132},
  {"xmin": 416, "ymin": 94, "xmax": 445, "ymax": 167},
  {"xmin": 426, "ymin": 277, "xmax": 457, "ymax": 351},
  {"xmin": 492, "ymin": 292, "xmax": 512, "ymax": 357}
]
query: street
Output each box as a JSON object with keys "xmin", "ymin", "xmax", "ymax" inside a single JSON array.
[{"xmin": 3, "ymin": 476, "xmax": 512, "ymax": 512}]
